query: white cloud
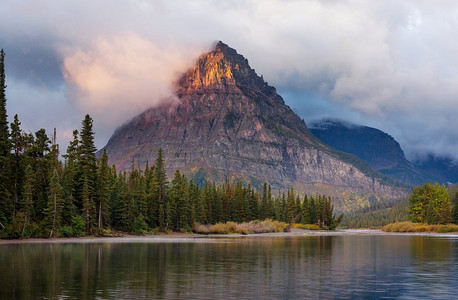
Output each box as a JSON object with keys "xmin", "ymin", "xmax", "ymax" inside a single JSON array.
[{"xmin": 61, "ymin": 33, "xmax": 202, "ymax": 129}]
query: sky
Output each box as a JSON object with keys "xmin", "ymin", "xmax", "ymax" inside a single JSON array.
[{"xmin": 1, "ymin": 0, "xmax": 458, "ymax": 162}]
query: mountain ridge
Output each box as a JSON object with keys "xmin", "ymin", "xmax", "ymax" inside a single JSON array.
[
  {"xmin": 101, "ymin": 41, "xmax": 408, "ymax": 212},
  {"xmin": 309, "ymin": 118, "xmax": 441, "ymax": 185}
]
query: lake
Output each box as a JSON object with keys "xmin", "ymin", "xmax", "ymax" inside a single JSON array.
[{"xmin": 1, "ymin": 233, "xmax": 457, "ymax": 299}]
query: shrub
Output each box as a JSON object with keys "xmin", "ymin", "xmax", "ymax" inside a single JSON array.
[
  {"xmin": 59, "ymin": 225, "xmax": 73, "ymax": 237},
  {"xmin": 292, "ymin": 223, "xmax": 304, "ymax": 229},
  {"xmin": 304, "ymin": 224, "xmax": 321, "ymax": 230},
  {"xmin": 72, "ymin": 215, "xmax": 85, "ymax": 237},
  {"xmin": 210, "ymin": 223, "xmax": 230, "ymax": 234},
  {"xmin": 131, "ymin": 214, "xmax": 148, "ymax": 235},
  {"xmin": 383, "ymin": 222, "xmax": 458, "ymax": 233},
  {"xmin": 437, "ymin": 224, "xmax": 458, "ymax": 233},
  {"xmin": 192, "ymin": 222, "xmax": 210, "ymax": 234}
]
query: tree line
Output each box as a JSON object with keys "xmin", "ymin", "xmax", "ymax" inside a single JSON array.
[{"xmin": 0, "ymin": 49, "xmax": 342, "ymax": 238}]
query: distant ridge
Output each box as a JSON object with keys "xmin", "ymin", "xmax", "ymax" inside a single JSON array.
[{"xmin": 310, "ymin": 118, "xmax": 438, "ymax": 185}]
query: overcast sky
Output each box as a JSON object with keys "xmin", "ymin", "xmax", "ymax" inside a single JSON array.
[{"xmin": 1, "ymin": 0, "xmax": 458, "ymax": 162}]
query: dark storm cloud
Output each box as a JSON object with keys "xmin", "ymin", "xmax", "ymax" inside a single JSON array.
[{"xmin": 1, "ymin": 0, "xmax": 458, "ymax": 160}]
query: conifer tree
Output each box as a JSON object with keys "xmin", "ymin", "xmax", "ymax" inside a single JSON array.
[
  {"xmin": 46, "ymin": 169, "xmax": 64, "ymax": 237},
  {"xmin": 301, "ymin": 195, "xmax": 311, "ymax": 224},
  {"xmin": 81, "ymin": 176, "xmax": 96, "ymax": 234},
  {"xmin": 248, "ymin": 187, "xmax": 259, "ymax": 220},
  {"xmin": 61, "ymin": 130, "xmax": 79, "ymax": 225},
  {"xmin": 260, "ymin": 182, "xmax": 268, "ymax": 220},
  {"xmin": 96, "ymin": 149, "xmax": 110, "ymax": 229},
  {"xmin": 309, "ymin": 197, "xmax": 317, "ymax": 224},
  {"xmin": 10, "ymin": 114, "xmax": 23, "ymax": 218},
  {"xmin": 152, "ymin": 148, "xmax": 168, "ymax": 228},
  {"xmin": 77, "ymin": 115, "xmax": 97, "ymax": 233},
  {"xmin": 0, "ymin": 49, "xmax": 13, "ymax": 228},
  {"xmin": 169, "ymin": 170, "xmax": 190, "ymax": 231},
  {"xmin": 267, "ymin": 185, "xmax": 274, "ymax": 219},
  {"xmin": 31, "ymin": 129, "xmax": 51, "ymax": 221},
  {"xmin": 287, "ymin": 187, "xmax": 296, "ymax": 221},
  {"xmin": 77, "ymin": 115, "xmax": 97, "ymax": 201},
  {"xmin": 20, "ymin": 165, "xmax": 34, "ymax": 238}
]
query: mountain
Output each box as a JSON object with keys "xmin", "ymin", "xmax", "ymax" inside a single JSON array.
[
  {"xmin": 309, "ymin": 119, "xmax": 438, "ymax": 185},
  {"xmin": 413, "ymin": 154, "xmax": 458, "ymax": 184},
  {"xmin": 101, "ymin": 41, "xmax": 408, "ymax": 212}
]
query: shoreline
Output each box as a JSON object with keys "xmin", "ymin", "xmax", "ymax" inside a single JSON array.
[{"xmin": 1, "ymin": 229, "xmax": 457, "ymax": 245}]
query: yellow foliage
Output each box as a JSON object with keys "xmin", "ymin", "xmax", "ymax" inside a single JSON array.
[{"xmin": 383, "ymin": 222, "xmax": 458, "ymax": 233}]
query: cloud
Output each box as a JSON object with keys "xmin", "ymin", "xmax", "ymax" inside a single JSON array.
[
  {"xmin": 2, "ymin": 0, "xmax": 458, "ymax": 159},
  {"xmin": 61, "ymin": 33, "xmax": 202, "ymax": 129}
]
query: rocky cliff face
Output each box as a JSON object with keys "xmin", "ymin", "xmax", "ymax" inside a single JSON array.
[
  {"xmin": 102, "ymin": 41, "xmax": 408, "ymax": 211},
  {"xmin": 309, "ymin": 119, "xmax": 439, "ymax": 185}
]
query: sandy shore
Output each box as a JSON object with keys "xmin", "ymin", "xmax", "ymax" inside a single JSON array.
[{"xmin": 1, "ymin": 229, "xmax": 457, "ymax": 245}]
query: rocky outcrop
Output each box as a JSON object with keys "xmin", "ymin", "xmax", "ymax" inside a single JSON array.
[{"xmin": 101, "ymin": 41, "xmax": 408, "ymax": 211}]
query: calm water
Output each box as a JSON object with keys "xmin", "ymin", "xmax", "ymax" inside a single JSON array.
[{"xmin": 1, "ymin": 234, "xmax": 457, "ymax": 299}]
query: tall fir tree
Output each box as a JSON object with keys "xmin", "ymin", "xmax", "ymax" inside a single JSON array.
[
  {"xmin": 151, "ymin": 148, "xmax": 168, "ymax": 229},
  {"xmin": 81, "ymin": 175, "xmax": 96, "ymax": 234},
  {"xmin": 0, "ymin": 49, "xmax": 13, "ymax": 228},
  {"xmin": 20, "ymin": 165, "xmax": 35, "ymax": 238},
  {"xmin": 31, "ymin": 129, "xmax": 51, "ymax": 221},
  {"xmin": 96, "ymin": 149, "xmax": 111, "ymax": 229},
  {"xmin": 46, "ymin": 169, "xmax": 64, "ymax": 237},
  {"xmin": 77, "ymin": 115, "xmax": 97, "ymax": 232},
  {"xmin": 10, "ymin": 114, "xmax": 23, "ymax": 218},
  {"xmin": 286, "ymin": 187, "xmax": 296, "ymax": 222},
  {"xmin": 61, "ymin": 130, "xmax": 79, "ymax": 225}
]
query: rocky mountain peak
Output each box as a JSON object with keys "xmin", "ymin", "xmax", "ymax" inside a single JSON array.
[
  {"xmin": 101, "ymin": 43, "xmax": 409, "ymax": 212},
  {"xmin": 178, "ymin": 41, "xmax": 270, "ymax": 95}
]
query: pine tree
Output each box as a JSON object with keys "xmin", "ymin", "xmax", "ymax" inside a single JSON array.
[
  {"xmin": 20, "ymin": 165, "xmax": 34, "ymax": 238},
  {"xmin": 61, "ymin": 130, "xmax": 79, "ymax": 225},
  {"xmin": 248, "ymin": 187, "xmax": 259, "ymax": 220},
  {"xmin": 309, "ymin": 197, "xmax": 317, "ymax": 224},
  {"xmin": 260, "ymin": 182, "xmax": 268, "ymax": 220},
  {"xmin": 267, "ymin": 185, "xmax": 274, "ymax": 219},
  {"xmin": 151, "ymin": 148, "xmax": 168, "ymax": 229},
  {"xmin": 0, "ymin": 49, "xmax": 13, "ymax": 229},
  {"xmin": 10, "ymin": 114, "xmax": 23, "ymax": 218},
  {"xmin": 46, "ymin": 169, "xmax": 64, "ymax": 237},
  {"xmin": 301, "ymin": 195, "xmax": 311, "ymax": 224},
  {"xmin": 169, "ymin": 170, "xmax": 189, "ymax": 231},
  {"xmin": 31, "ymin": 129, "xmax": 51, "ymax": 221},
  {"xmin": 96, "ymin": 149, "xmax": 110, "ymax": 229},
  {"xmin": 286, "ymin": 187, "xmax": 296, "ymax": 222},
  {"xmin": 81, "ymin": 176, "xmax": 96, "ymax": 234},
  {"xmin": 77, "ymin": 115, "xmax": 97, "ymax": 232}
]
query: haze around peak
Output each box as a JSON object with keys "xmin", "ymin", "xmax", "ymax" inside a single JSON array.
[{"xmin": 1, "ymin": 0, "xmax": 458, "ymax": 161}]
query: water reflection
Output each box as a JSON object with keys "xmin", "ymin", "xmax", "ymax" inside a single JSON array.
[{"xmin": 0, "ymin": 235, "xmax": 457, "ymax": 299}]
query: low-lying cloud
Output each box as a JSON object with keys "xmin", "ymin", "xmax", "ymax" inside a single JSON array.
[{"xmin": 62, "ymin": 33, "xmax": 202, "ymax": 129}]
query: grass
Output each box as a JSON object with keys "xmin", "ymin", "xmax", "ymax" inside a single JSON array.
[
  {"xmin": 382, "ymin": 221, "xmax": 458, "ymax": 233},
  {"xmin": 292, "ymin": 223, "xmax": 323, "ymax": 230},
  {"xmin": 192, "ymin": 219, "xmax": 287, "ymax": 235}
]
